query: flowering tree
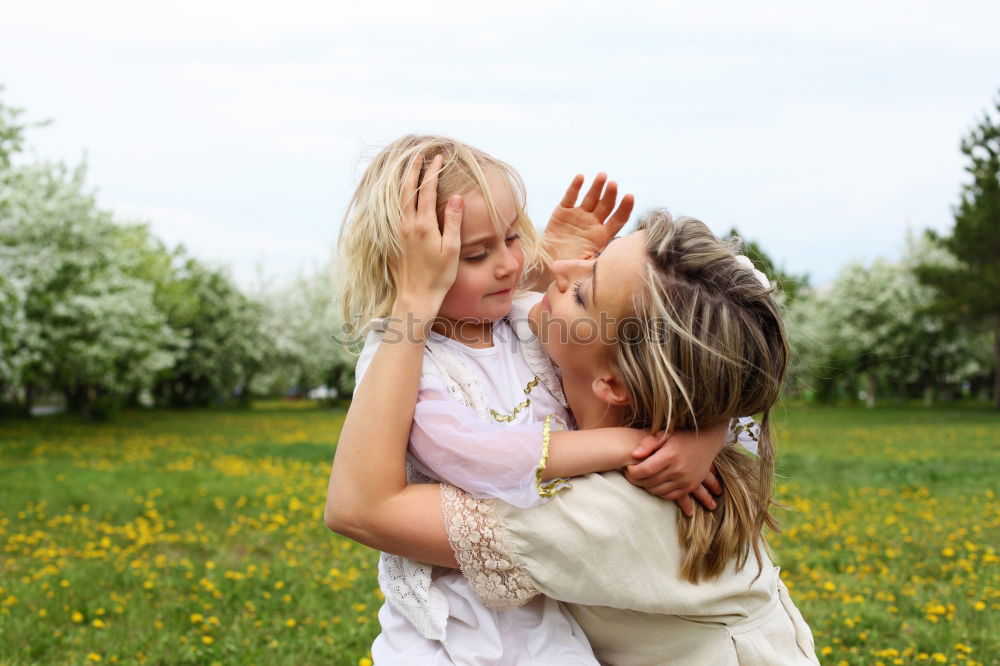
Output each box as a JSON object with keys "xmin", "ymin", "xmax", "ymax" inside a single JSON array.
[
  {"xmin": 790, "ymin": 235, "xmax": 992, "ymax": 406},
  {"xmin": 0, "ymin": 161, "xmax": 178, "ymax": 416},
  {"xmin": 251, "ymin": 267, "xmax": 358, "ymax": 400}
]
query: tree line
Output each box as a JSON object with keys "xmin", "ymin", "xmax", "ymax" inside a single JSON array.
[
  {"xmin": 1, "ymin": 89, "xmax": 997, "ymax": 418},
  {"xmin": 0, "ymin": 94, "xmax": 356, "ymax": 418}
]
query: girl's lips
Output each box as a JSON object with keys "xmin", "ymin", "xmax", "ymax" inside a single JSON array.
[
  {"xmin": 541, "ymin": 292, "xmax": 550, "ymax": 310},
  {"xmin": 490, "ymin": 288, "xmax": 512, "ymax": 296}
]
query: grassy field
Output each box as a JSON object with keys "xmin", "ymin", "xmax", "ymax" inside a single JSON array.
[{"xmin": 0, "ymin": 403, "xmax": 997, "ymax": 665}]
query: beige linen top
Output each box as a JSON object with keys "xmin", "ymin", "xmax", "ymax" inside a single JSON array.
[{"xmin": 442, "ymin": 472, "xmax": 819, "ymax": 666}]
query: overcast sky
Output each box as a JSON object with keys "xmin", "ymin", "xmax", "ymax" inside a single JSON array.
[{"xmin": 3, "ymin": 0, "xmax": 998, "ymax": 287}]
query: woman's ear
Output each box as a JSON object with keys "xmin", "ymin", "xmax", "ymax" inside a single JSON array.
[{"xmin": 592, "ymin": 373, "xmax": 630, "ymax": 407}]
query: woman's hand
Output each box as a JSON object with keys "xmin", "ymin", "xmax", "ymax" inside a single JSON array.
[
  {"xmin": 393, "ymin": 153, "xmax": 464, "ymax": 324},
  {"xmin": 543, "ymin": 173, "xmax": 635, "ymax": 263}
]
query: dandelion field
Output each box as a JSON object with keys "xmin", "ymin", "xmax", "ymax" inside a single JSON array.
[{"xmin": 0, "ymin": 404, "xmax": 997, "ymax": 665}]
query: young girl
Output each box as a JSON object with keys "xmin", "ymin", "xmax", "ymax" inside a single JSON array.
[{"xmin": 330, "ymin": 135, "xmax": 729, "ymax": 663}]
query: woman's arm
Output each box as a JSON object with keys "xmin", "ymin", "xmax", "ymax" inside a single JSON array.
[{"xmin": 323, "ymin": 153, "xmax": 460, "ymax": 568}]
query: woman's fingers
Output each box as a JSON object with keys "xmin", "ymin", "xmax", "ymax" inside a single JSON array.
[
  {"xmin": 592, "ymin": 180, "xmax": 618, "ymax": 220},
  {"xmin": 605, "ymin": 193, "xmax": 634, "ymax": 236},
  {"xmin": 559, "ymin": 174, "xmax": 585, "ymax": 208},
  {"xmin": 676, "ymin": 495, "xmax": 694, "ymax": 518},
  {"xmin": 579, "ymin": 172, "xmax": 607, "ymax": 211}
]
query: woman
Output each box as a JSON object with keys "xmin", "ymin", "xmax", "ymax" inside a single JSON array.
[{"xmin": 325, "ymin": 170, "xmax": 818, "ymax": 664}]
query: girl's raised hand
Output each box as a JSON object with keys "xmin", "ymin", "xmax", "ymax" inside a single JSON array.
[
  {"xmin": 393, "ymin": 154, "xmax": 464, "ymax": 321},
  {"xmin": 543, "ymin": 173, "xmax": 635, "ymax": 262}
]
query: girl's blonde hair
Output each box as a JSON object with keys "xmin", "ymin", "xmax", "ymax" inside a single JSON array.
[
  {"xmin": 337, "ymin": 134, "xmax": 544, "ymax": 335},
  {"xmin": 612, "ymin": 210, "xmax": 788, "ymax": 583}
]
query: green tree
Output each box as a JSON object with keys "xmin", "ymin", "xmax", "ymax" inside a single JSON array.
[
  {"xmin": 916, "ymin": 91, "xmax": 1000, "ymax": 408},
  {"xmin": 726, "ymin": 228, "xmax": 809, "ymax": 302},
  {"xmin": 151, "ymin": 256, "xmax": 268, "ymax": 407}
]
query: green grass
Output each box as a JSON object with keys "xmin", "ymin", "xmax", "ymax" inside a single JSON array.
[{"xmin": 0, "ymin": 404, "xmax": 997, "ymax": 665}]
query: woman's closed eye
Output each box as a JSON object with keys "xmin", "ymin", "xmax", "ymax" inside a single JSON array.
[{"xmin": 572, "ymin": 280, "xmax": 585, "ymax": 306}]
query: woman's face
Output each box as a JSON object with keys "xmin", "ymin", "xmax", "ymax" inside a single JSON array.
[{"xmin": 528, "ymin": 230, "xmax": 647, "ymax": 384}]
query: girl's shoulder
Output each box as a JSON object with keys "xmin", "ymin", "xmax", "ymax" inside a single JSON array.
[{"xmin": 354, "ymin": 320, "xmax": 472, "ymax": 399}]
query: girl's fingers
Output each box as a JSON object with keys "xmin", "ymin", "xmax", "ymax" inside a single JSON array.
[
  {"xmin": 690, "ymin": 485, "xmax": 717, "ymax": 511},
  {"xmin": 559, "ymin": 174, "xmax": 585, "ymax": 208},
  {"xmin": 417, "ymin": 154, "xmax": 443, "ymax": 226},
  {"xmin": 579, "ymin": 172, "xmax": 607, "ymax": 212},
  {"xmin": 702, "ymin": 469, "xmax": 722, "ymax": 496},
  {"xmin": 592, "ymin": 180, "xmax": 618, "ymax": 220},
  {"xmin": 401, "ymin": 153, "xmax": 424, "ymax": 234},
  {"xmin": 441, "ymin": 195, "xmax": 464, "ymax": 253},
  {"xmin": 676, "ymin": 495, "xmax": 694, "ymax": 518}
]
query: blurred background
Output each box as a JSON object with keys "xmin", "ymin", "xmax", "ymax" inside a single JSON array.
[{"xmin": 1, "ymin": 2, "xmax": 997, "ymax": 665}]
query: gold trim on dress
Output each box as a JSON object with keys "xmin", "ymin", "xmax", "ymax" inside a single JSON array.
[
  {"xmin": 489, "ymin": 376, "xmax": 540, "ymax": 423},
  {"xmin": 535, "ymin": 415, "xmax": 572, "ymax": 498}
]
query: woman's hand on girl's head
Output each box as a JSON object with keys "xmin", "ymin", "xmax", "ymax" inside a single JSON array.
[
  {"xmin": 542, "ymin": 173, "xmax": 635, "ymax": 263},
  {"xmin": 393, "ymin": 153, "xmax": 464, "ymax": 322}
]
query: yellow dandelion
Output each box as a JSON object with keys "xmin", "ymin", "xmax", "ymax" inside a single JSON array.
[
  {"xmin": 285, "ymin": 618, "xmax": 296, "ymax": 628},
  {"xmin": 87, "ymin": 654, "xmax": 101, "ymax": 663},
  {"xmin": 190, "ymin": 613, "xmax": 204, "ymax": 624},
  {"xmin": 92, "ymin": 619, "xmax": 105, "ymax": 629},
  {"xmin": 72, "ymin": 611, "xmax": 84, "ymax": 623},
  {"xmin": 202, "ymin": 636, "xmax": 213, "ymax": 645}
]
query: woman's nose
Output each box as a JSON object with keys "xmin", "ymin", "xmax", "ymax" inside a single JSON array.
[{"xmin": 551, "ymin": 259, "xmax": 589, "ymax": 291}]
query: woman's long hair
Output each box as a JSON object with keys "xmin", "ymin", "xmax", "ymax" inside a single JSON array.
[{"xmin": 612, "ymin": 210, "xmax": 789, "ymax": 583}]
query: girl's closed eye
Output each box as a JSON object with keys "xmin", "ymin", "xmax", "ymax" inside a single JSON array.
[
  {"xmin": 572, "ymin": 280, "xmax": 585, "ymax": 306},
  {"xmin": 505, "ymin": 233, "xmax": 520, "ymax": 245},
  {"xmin": 464, "ymin": 252, "xmax": 487, "ymax": 264}
]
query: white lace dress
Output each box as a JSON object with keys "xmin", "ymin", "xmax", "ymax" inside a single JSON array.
[{"xmin": 351, "ymin": 294, "xmax": 599, "ymax": 665}]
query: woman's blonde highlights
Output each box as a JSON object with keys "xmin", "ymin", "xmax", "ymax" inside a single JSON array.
[{"xmin": 612, "ymin": 210, "xmax": 789, "ymax": 583}]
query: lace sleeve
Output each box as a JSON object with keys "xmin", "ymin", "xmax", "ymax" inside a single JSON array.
[{"xmin": 440, "ymin": 484, "xmax": 539, "ymax": 610}]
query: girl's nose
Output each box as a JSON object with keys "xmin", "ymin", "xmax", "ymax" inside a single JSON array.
[{"xmin": 495, "ymin": 245, "xmax": 520, "ymax": 278}]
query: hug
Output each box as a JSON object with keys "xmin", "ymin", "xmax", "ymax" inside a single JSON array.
[{"xmin": 325, "ymin": 135, "xmax": 820, "ymax": 665}]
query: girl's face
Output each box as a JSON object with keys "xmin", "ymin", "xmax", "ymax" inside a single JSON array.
[
  {"xmin": 437, "ymin": 173, "xmax": 525, "ymax": 333},
  {"xmin": 529, "ymin": 230, "xmax": 647, "ymax": 383}
]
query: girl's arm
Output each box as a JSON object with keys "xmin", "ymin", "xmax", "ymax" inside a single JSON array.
[
  {"xmin": 406, "ymin": 381, "xmax": 648, "ymax": 508},
  {"xmin": 324, "ymin": 154, "xmax": 461, "ymax": 567}
]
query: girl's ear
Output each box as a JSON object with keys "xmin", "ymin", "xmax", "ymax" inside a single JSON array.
[{"xmin": 592, "ymin": 373, "xmax": 630, "ymax": 407}]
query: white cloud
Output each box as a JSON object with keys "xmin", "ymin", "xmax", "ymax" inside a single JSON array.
[{"xmin": 2, "ymin": 0, "xmax": 998, "ymax": 285}]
